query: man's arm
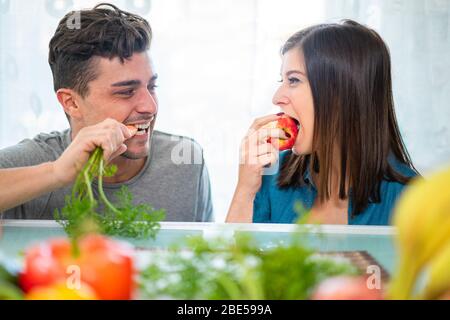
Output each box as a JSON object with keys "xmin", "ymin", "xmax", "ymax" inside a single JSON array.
[
  {"xmin": 0, "ymin": 163, "xmax": 63, "ymax": 212},
  {"xmin": 0, "ymin": 118, "xmax": 135, "ymax": 213}
]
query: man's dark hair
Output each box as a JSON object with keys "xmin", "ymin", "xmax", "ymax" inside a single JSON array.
[{"xmin": 48, "ymin": 2, "xmax": 152, "ymax": 98}]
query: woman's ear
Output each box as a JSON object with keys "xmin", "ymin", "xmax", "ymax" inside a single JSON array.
[{"xmin": 56, "ymin": 88, "xmax": 82, "ymax": 120}]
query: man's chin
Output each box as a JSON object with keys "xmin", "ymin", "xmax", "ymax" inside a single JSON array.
[
  {"xmin": 121, "ymin": 149, "xmax": 149, "ymax": 160},
  {"xmin": 122, "ymin": 131, "xmax": 152, "ymax": 159}
]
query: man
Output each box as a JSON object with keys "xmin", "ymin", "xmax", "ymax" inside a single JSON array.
[{"xmin": 0, "ymin": 3, "xmax": 213, "ymax": 222}]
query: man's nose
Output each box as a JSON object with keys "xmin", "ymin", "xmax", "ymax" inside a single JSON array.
[{"xmin": 136, "ymin": 88, "xmax": 158, "ymax": 114}]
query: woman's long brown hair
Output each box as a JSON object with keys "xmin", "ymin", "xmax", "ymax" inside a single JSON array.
[{"xmin": 278, "ymin": 20, "xmax": 418, "ymax": 217}]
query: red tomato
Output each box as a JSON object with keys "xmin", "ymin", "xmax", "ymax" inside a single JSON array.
[
  {"xmin": 311, "ymin": 276, "xmax": 384, "ymax": 300},
  {"xmin": 19, "ymin": 235, "xmax": 135, "ymax": 300}
]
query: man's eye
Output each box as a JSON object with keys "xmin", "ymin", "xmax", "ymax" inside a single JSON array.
[
  {"xmin": 118, "ymin": 89, "xmax": 135, "ymax": 96},
  {"xmin": 148, "ymin": 84, "xmax": 158, "ymax": 92}
]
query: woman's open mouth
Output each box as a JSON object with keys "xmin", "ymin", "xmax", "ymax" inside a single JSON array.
[{"xmin": 292, "ymin": 117, "xmax": 301, "ymax": 132}]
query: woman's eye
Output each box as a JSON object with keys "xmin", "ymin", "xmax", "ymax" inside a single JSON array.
[{"xmin": 288, "ymin": 77, "xmax": 300, "ymax": 84}]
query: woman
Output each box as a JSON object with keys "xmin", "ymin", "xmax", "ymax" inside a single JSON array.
[{"xmin": 226, "ymin": 20, "xmax": 418, "ymax": 225}]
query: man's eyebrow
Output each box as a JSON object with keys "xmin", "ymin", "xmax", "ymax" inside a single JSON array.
[
  {"xmin": 111, "ymin": 74, "xmax": 158, "ymax": 87},
  {"xmin": 111, "ymin": 79, "xmax": 141, "ymax": 87},
  {"xmin": 149, "ymin": 74, "xmax": 158, "ymax": 82}
]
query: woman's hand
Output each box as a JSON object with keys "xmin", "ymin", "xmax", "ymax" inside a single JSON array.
[
  {"xmin": 226, "ymin": 114, "xmax": 287, "ymax": 223},
  {"xmin": 237, "ymin": 114, "xmax": 287, "ymax": 196},
  {"xmin": 52, "ymin": 118, "xmax": 136, "ymax": 187}
]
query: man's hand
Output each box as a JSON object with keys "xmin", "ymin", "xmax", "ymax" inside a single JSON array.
[{"xmin": 52, "ymin": 118, "xmax": 136, "ymax": 187}]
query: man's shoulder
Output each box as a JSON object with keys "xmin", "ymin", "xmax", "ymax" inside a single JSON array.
[
  {"xmin": 29, "ymin": 129, "xmax": 71, "ymax": 151},
  {"xmin": 13, "ymin": 129, "xmax": 70, "ymax": 151},
  {"xmin": 33, "ymin": 129, "xmax": 70, "ymax": 142},
  {"xmin": 0, "ymin": 129, "xmax": 71, "ymax": 168}
]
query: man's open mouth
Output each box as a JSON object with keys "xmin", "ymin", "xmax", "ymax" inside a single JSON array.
[
  {"xmin": 133, "ymin": 122, "xmax": 151, "ymax": 135},
  {"xmin": 126, "ymin": 116, "xmax": 154, "ymax": 136}
]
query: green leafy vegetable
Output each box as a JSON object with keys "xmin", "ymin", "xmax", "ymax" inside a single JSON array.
[
  {"xmin": 138, "ymin": 233, "xmax": 358, "ymax": 300},
  {"xmin": 54, "ymin": 147, "xmax": 165, "ymax": 241},
  {"xmin": 0, "ymin": 255, "xmax": 23, "ymax": 300}
]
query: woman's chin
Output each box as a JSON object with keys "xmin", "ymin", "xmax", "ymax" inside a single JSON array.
[
  {"xmin": 291, "ymin": 146, "xmax": 303, "ymax": 156},
  {"xmin": 292, "ymin": 144, "xmax": 310, "ymax": 156}
]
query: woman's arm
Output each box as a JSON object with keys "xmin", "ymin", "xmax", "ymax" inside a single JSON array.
[
  {"xmin": 226, "ymin": 186, "xmax": 256, "ymax": 223},
  {"xmin": 226, "ymin": 114, "xmax": 284, "ymax": 223}
]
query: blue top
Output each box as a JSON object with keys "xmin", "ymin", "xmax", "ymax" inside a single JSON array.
[{"xmin": 253, "ymin": 151, "xmax": 417, "ymax": 226}]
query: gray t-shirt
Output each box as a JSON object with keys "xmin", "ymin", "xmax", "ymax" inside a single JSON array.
[{"xmin": 0, "ymin": 129, "xmax": 213, "ymax": 222}]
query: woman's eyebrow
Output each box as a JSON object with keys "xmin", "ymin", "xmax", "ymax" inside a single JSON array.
[{"xmin": 285, "ymin": 70, "xmax": 306, "ymax": 77}]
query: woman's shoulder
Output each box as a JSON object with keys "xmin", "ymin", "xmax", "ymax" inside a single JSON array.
[
  {"xmin": 379, "ymin": 157, "xmax": 418, "ymax": 200},
  {"xmin": 388, "ymin": 155, "xmax": 418, "ymax": 179}
]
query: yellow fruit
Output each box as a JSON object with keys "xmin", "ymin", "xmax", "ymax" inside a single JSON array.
[
  {"xmin": 389, "ymin": 165, "xmax": 450, "ymax": 299},
  {"xmin": 26, "ymin": 282, "xmax": 98, "ymax": 300},
  {"xmin": 423, "ymin": 241, "xmax": 450, "ymax": 299},
  {"xmin": 439, "ymin": 290, "xmax": 450, "ymax": 300}
]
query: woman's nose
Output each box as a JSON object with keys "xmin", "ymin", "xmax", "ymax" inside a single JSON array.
[{"xmin": 272, "ymin": 86, "xmax": 289, "ymax": 107}]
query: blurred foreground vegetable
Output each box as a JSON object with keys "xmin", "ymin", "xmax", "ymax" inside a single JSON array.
[
  {"xmin": 138, "ymin": 234, "xmax": 359, "ymax": 300},
  {"xmin": 388, "ymin": 165, "xmax": 450, "ymax": 299},
  {"xmin": 311, "ymin": 276, "xmax": 383, "ymax": 300},
  {"xmin": 26, "ymin": 282, "xmax": 98, "ymax": 300},
  {"xmin": 19, "ymin": 235, "xmax": 135, "ymax": 300},
  {"xmin": 0, "ymin": 256, "xmax": 23, "ymax": 300}
]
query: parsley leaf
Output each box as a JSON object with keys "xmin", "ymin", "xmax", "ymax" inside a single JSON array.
[{"xmin": 54, "ymin": 147, "xmax": 165, "ymax": 242}]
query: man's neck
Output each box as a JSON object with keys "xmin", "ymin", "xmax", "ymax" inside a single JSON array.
[{"xmin": 103, "ymin": 156, "xmax": 147, "ymax": 184}]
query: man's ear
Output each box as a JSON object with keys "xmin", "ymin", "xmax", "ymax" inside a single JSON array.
[{"xmin": 56, "ymin": 88, "xmax": 83, "ymax": 120}]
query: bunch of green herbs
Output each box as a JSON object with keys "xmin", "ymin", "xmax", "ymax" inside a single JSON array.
[
  {"xmin": 54, "ymin": 147, "xmax": 165, "ymax": 241},
  {"xmin": 138, "ymin": 232, "xmax": 358, "ymax": 300}
]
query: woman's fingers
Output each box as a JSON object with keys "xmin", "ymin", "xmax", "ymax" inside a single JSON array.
[
  {"xmin": 257, "ymin": 152, "xmax": 278, "ymax": 167},
  {"xmin": 256, "ymin": 127, "xmax": 288, "ymax": 143},
  {"xmin": 252, "ymin": 142, "xmax": 276, "ymax": 157},
  {"xmin": 243, "ymin": 127, "xmax": 288, "ymax": 149},
  {"xmin": 248, "ymin": 114, "xmax": 282, "ymax": 131},
  {"xmin": 241, "ymin": 141, "xmax": 278, "ymax": 165}
]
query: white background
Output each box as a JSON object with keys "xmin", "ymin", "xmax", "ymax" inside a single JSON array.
[{"xmin": 1, "ymin": 0, "xmax": 449, "ymax": 221}]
